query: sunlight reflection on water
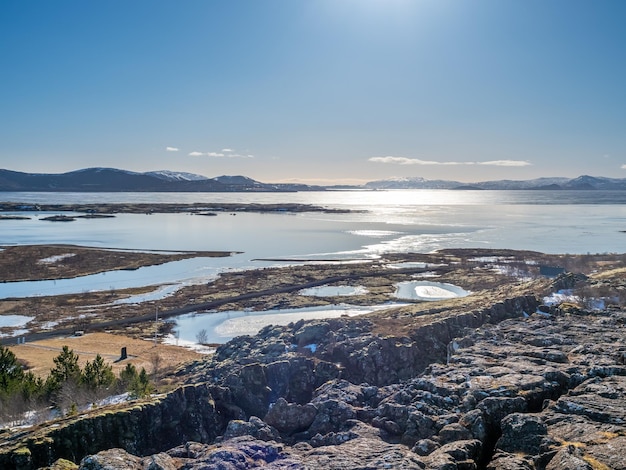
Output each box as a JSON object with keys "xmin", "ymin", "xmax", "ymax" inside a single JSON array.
[{"xmin": 0, "ymin": 190, "xmax": 625, "ymax": 299}]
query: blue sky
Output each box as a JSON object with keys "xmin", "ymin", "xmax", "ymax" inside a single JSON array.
[{"xmin": 1, "ymin": 0, "xmax": 625, "ymax": 184}]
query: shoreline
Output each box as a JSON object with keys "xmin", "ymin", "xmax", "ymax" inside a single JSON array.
[
  {"xmin": 0, "ymin": 201, "xmax": 354, "ymax": 214},
  {"xmin": 0, "ymin": 244, "xmax": 235, "ymax": 283},
  {"xmin": 1, "ymin": 246, "xmax": 625, "ymax": 345}
]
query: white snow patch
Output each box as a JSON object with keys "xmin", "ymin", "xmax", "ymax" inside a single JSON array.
[
  {"xmin": 411, "ymin": 271, "xmax": 440, "ymax": 278},
  {"xmin": 468, "ymin": 256, "xmax": 511, "ymax": 263},
  {"xmin": 543, "ymin": 289, "xmax": 577, "ymax": 306},
  {"xmin": 87, "ymin": 393, "xmax": 132, "ymax": 409},
  {"xmin": 161, "ymin": 335, "xmax": 217, "ymax": 354},
  {"xmin": 38, "ymin": 253, "xmax": 76, "ymax": 264},
  {"xmin": 114, "ymin": 284, "xmax": 182, "ymax": 304},
  {"xmin": 386, "ymin": 262, "xmax": 429, "ymax": 269},
  {"xmin": 298, "ymin": 285, "xmax": 369, "ymax": 297},
  {"xmin": 0, "ymin": 328, "xmax": 30, "ymax": 338},
  {"xmin": 393, "ymin": 281, "xmax": 470, "ymax": 301}
]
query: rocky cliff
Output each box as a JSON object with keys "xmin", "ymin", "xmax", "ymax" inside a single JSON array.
[{"xmin": 3, "ymin": 289, "xmax": 626, "ymax": 469}]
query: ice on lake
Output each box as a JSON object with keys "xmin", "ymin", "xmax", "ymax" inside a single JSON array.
[
  {"xmin": 168, "ymin": 303, "xmax": 401, "ymax": 345},
  {"xmin": 393, "ymin": 281, "xmax": 470, "ymax": 301}
]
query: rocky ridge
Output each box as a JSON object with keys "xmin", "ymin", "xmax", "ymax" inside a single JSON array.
[{"xmin": 2, "ymin": 277, "xmax": 626, "ymax": 469}]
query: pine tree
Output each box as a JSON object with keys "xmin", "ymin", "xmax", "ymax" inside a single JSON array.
[
  {"xmin": 0, "ymin": 346, "xmax": 24, "ymax": 395},
  {"xmin": 128, "ymin": 367, "xmax": 153, "ymax": 399},
  {"xmin": 45, "ymin": 346, "xmax": 81, "ymax": 397},
  {"xmin": 118, "ymin": 363, "xmax": 138, "ymax": 391},
  {"xmin": 82, "ymin": 354, "xmax": 115, "ymax": 391}
]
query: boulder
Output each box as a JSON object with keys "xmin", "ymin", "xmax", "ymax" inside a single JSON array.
[
  {"xmin": 496, "ymin": 413, "xmax": 547, "ymax": 455},
  {"xmin": 545, "ymin": 445, "xmax": 592, "ymax": 470},
  {"xmin": 79, "ymin": 449, "xmax": 142, "ymax": 470},
  {"xmin": 223, "ymin": 416, "xmax": 280, "ymax": 441},
  {"xmin": 263, "ymin": 398, "xmax": 317, "ymax": 435}
]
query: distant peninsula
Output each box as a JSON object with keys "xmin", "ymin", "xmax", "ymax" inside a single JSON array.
[{"xmin": 2, "ymin": 167, "xmax": 626, "ymax": 192}]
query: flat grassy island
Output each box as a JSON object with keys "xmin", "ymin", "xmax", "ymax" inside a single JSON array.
[
  {"xmin": 0, "ymin": 202, "xmax": 353, "ymax": 214},
  {"xmin": 0, "ymin": 244, "xmax": 233, "ymax": 282}
]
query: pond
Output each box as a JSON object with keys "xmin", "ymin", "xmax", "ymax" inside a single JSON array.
[
  {"xmin": 393, "ymin": 281, "xmax": 470, "ymax": 301},
  {"xmin": 166, "ymin": 303, "xmax": 403, "ymax": 346}
]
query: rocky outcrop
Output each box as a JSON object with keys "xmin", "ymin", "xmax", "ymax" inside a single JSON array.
[
  {"xmin": 0, "ymin": 384, "xmax": 226, "ymax": 469},
  {"xmin": 3, "ymin": 293, "xmax": 626, "ymax": 469}
]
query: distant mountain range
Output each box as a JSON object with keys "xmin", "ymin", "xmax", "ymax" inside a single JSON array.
[
  {"xmin": 0, "ymin": 168, "xmax": 321, "ymax": 192},
  {"xmin": 1, "ymin": 168, "xmax": 626, "ymax": 192},
  {"xmin": 363, "ymin": 175, "xmax": 626, "ymax": 191}
]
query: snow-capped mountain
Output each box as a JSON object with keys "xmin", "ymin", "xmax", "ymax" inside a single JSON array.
[
  {"xmin": 364, "ymin": 176, "xmax": 462, "ymax": 189},
  {"xmin": 364, "ymin": 175, "xmax": 626, "ymax": 190},
  {"xmin": 2, "ymin": 168, "xmax": 626, "ymax": 192},
  {"xmin": 145, "ymin": 170, "xmax": 209, "ymax": 181},
  {"xmin": 0, "ymin": 168, "xmax": 318, "ymax": 192}
]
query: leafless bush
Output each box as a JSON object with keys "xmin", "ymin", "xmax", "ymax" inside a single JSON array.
[
  {"xmin": 54, "ymin": 380, "xmax": 87, "ymax": 416},
  {"xmin": 575, "ymin": 283, "xmax": 621, "ymax": 311},
  {"xmin": 196, "ymin": 329, "xmax": 208, "ymax": 345},
  {"xmin": 150, "ymin": 353, "xmax": 161, "ymax": 381}
]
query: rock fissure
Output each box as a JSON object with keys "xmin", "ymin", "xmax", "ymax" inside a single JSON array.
[{"xmin": 3, "ymin": 291, "xmax": 626, "ymax": 469}]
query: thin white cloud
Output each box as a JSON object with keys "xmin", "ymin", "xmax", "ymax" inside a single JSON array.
[
  {"xmin": 477, "ymin": 160, "xmax": 532, "ymax": 167},
  {"xmin": 166, "ymin": 146, "xmax": 179, "ymax": 152},
  {"xmin": 369, "ymin": 156, "xmax": 531, "ymax": 167},
  {"xmin": 188, "ymin": 150, "xmax": 254, "ymax": 158},
  {"xmin": 222, "ymin": 148, "xmax": 233, "ymax": 152},
  {"xmin": 621, "ymin": 164, "xmax": 626, "ymax": 170},
  {"xmin": 369, "ymin": 156, "xmax": 451, "ymax": 165}
]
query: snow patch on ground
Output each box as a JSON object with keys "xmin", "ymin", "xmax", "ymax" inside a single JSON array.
[
  {"xmin": 411, "ymin": 271, "xmax": 440, "ymax": 278},
  {"xmin": 298, "ymin": 285, "xmax": 369, "ymax": 297},
  {"xmin": 38, "ymin": 253, "xmax": 76, "ymax": 264},
  {"xmin": 543, "ymin": 289, "xmax": 577, "ymax": 306},
  {"xmin": 386, "ymin": 262, "xmax": 429, "ymax": 269},
  {"xmin": 468, "ymin": 256, "xmax": 512, "ymax": 263},
  {"xmin": 161, "ymin": 335, "xmax": 217, "ymax": 354},
  {"xmin": 114, "ymin": 283, "xmax": 183, "ymax": 304}
]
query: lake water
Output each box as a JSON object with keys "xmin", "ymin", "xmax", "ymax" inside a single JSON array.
[
  {"xmin": 167, "ymin": 304, "xmax": 398, "ymax": 346},
  {"xmin": 1, "ymin": 190, "xmax": 625, "ymax": 300}
]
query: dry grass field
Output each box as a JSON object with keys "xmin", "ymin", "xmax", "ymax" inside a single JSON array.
[{"xmin": 8, "ymin": 332, "xmax": 204, "ymax": 379}]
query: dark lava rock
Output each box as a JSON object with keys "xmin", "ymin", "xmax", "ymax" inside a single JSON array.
[
  {"xmin": 544, "ymin": 445, "xmax": 592, "ymax": 470},
  {"xmin": 222, "ymin": 416, "xmax": 280, "ymax": 441},
  {"xmin": 422, "ymin": 439, "xmax": 482, "ymax": 469},
  {"xmin": 5, "ymin": 293, "xmax": 626, "ymax": 470},
  {"xmin": 486, "ymin": 451, "xmax": 534, "ymax": 470},
  {"xmin": 496, "ymin": 413, "xmax": 547, "ymax": 455},
  {"xmin": 263, "ymin": 397, "xmax": 317, "ymax": 435},
  {"xmin": 79, "ymin": 449, "xmax": 143, "ymax": 469}
]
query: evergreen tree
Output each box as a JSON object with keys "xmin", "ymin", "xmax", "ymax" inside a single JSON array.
[
  {"xmin": 0, "ymin": 346, "xmax": 24, "ymax": 395},
  {"xmin": 18, "ymin": 371, "xmax": 44, "ymax": 401},
  {"xmin": 46, "ymin": 346, "xmax": 81, "ymax": 396},
  {"xmin": 128, "ymin": 367, "xmax": 153, "ymax": 399},
  {"xmin": 118, "ymin": 363, "xmax": 138, "ymax": 391},
  {"xmin": 82, "ymin": 354, "xmax": 115, "ymax": 391}
]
